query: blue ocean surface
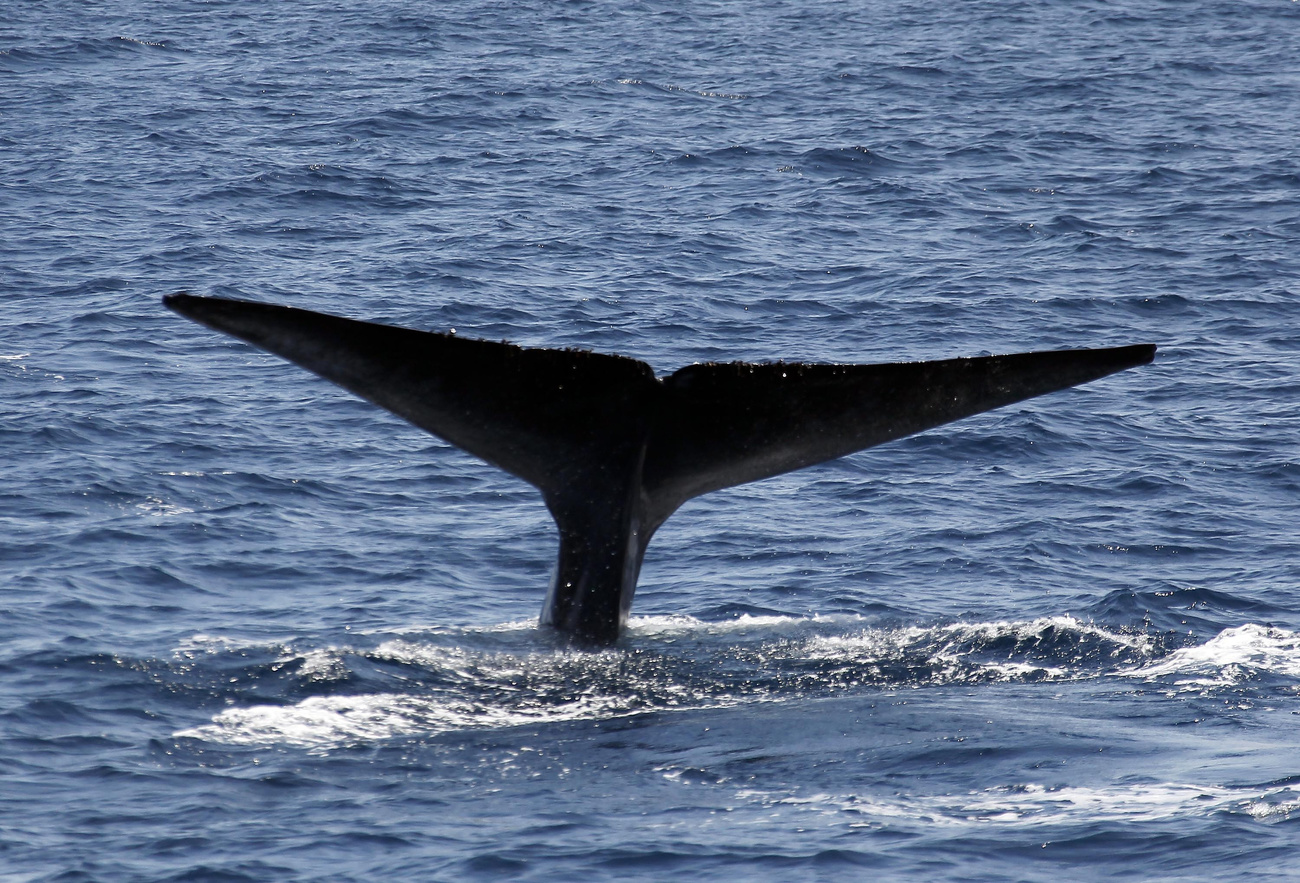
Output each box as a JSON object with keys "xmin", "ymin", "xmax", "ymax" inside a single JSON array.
[{"xmin": 4, "ymin": 0, "xmax": 1300, "ymax": 879}]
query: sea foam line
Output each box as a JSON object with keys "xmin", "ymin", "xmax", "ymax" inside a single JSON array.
[
  {"xmin": 171, "ymin": 619, "xmax": 1300, "ymax": 749},
  {"xmin": 733, "ymin": 781, "xmax": 1300, "ymax": 827}
]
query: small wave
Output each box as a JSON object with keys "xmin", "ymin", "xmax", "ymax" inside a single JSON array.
[{"xmin": 796, "ymin": 145, "xmax": 900, "ymax": 176}]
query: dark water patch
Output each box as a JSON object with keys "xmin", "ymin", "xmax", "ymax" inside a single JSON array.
[
  {"xmin": 795, "ymin": 146, "xmax": 902, "ymax": 178},
  {"xmin": 156, "ymin": 864, "xmax": 282, "ymax": 883},
  {"xmin": 460, "ymin": 853, "xmax": 531, "ymax": 876},
  {"xmin": 1088, "ymin": 586, "xmax": 1284, "ymax": 631}
]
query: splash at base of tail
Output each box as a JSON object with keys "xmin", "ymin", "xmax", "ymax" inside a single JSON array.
[{"xmin": 164, "ymin": 293, "xmax": 1155, "ymax": 645}]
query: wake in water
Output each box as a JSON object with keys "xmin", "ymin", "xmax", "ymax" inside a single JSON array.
[
  {"xmin": 169, "ymin": 616, "xmax": 1300, "ymax": 749},
  {"xmin": 734, "ymin": 780, "xmax": 1300, "ymax": 829}
]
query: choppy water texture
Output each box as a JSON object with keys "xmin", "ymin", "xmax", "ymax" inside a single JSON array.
[{"xmin": 4, "ymin": 0, "xmax": 1300, "ymax": 880}]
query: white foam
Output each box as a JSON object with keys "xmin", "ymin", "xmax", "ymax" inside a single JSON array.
[
  {"xmin": 933, "ymin": 616, "xmax": 1153, "ymax": 653},
  {"xmin": 175, "ymin": 688, "xmax": 663, "ymax": 749},
  {"xmin": 626, "ymin": 612, "xmax": 849, "ymax": 638},
  {"xmin": 174, "ymin": 634, "xmax": 247, "ymax": 657},
  {"xmin": 1128, "ymin": 624, "xmax": 1300, "ymax": 687},
  {"xmin": 805, "ymin": 615, "xmax": 1150, "ymax": 679},
  {"xmin": 294, "ymin": 648, "xmax": 348, "ymax": 681},
  {"xmin": 177, "ymin": 693, "xmax": 430, "ymax": 747}
]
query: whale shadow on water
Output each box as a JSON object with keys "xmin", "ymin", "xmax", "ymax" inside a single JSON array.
[{"xmin": 164, "ymin": 293, "xmax": 1155, "ymax": 646}]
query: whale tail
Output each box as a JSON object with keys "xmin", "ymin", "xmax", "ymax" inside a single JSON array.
[{"xmin": 165, "ymin": 293, "xmax": 1155, "ymax": 643}]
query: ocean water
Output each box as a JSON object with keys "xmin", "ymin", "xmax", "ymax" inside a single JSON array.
[{"xmin": 4, "ymin": 0, "xmax": 1300, "ymax": 879}]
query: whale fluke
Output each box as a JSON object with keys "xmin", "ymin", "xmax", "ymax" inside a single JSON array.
[{"xmin": 165, "ymin": 293, "xmax": 1155, "ymax": 644}]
